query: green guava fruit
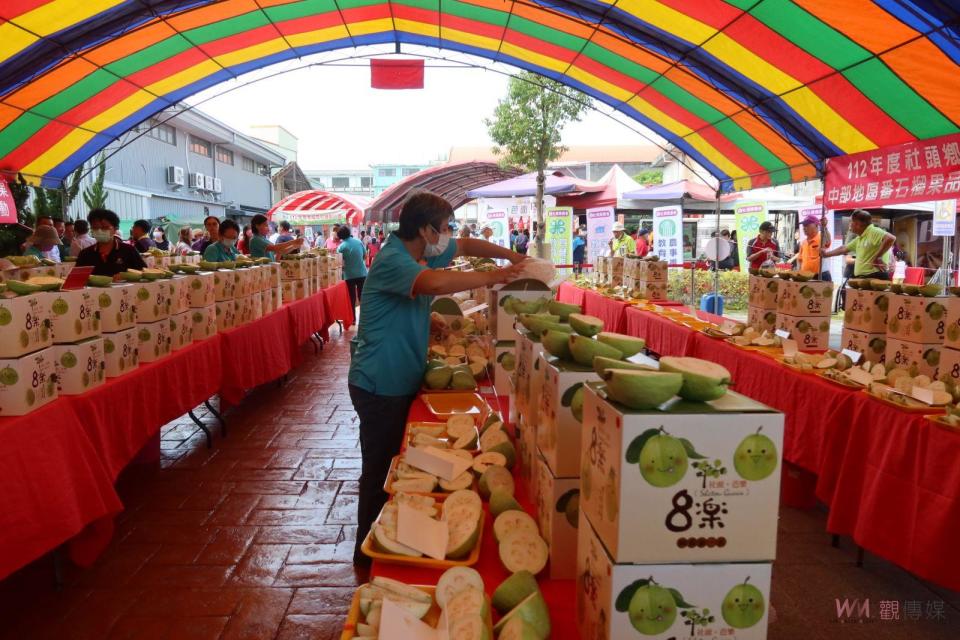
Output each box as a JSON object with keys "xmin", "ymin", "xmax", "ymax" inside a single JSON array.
[
  {"xmin": 658, "ymin": 357, "xmax": 731, "ymax": 402},
  {"xmin": 722, "ymin": 578, "xmax": 765, "ymax": 629},
  {"xmin": 103, "ymin": 339, "xmax": 115, "ymax": 354},
  {"xmin": 499, "ymin": 352, "xmax": 516, "ymax": 372},
  {"xmin": 628, "ymin": 583, "xmax": 677, "ymax": 635},
  {"xmin": 60, "ymin": 352, "xmax": 77, "ymax": 368},
  {"xmin": 568, "ymin": 313, "xmax": 604, "ymax": 337},
  {"xmin": 136, "ymin": 287, "xmax": 149, "ymax": 301},
  {"xmin": 734, "ymin": 428, "xmax": 778, "ymax": 481},
  {"xmin": 637, "ymin": 433, "xmax": 688, "ymax": 487}
]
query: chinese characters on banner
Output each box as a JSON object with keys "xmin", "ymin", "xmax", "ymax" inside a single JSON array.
[
  {"xmin": 545, "ymin": 206, "xmax": 573, "ymax": 273},
  {"xmin": 479, "ymin": 207, "xmax": 509, "ymax": 249},
  {"xmin": 824, "ymin": 131, "xmax": 960, "ymax": 209},
  {"xmin": 652, "ymin": 206, "xmax": 683, "ymax": 265},
  {"xmin": 933, "ymin": 200, "xmax": 957, "ymax": 237},
  {"xmin": 585, "ymin": 206, "xmax": 614, "ymax": 264},
  {"xmin": 0, "ymin": 181, "xmax": 17, "ymax": 224},
  {"xmin": 733, "ymin": 202, "xmax": 767, "ymax": 266}
]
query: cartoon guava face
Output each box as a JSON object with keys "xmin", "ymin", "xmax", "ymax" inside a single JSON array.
[
  {"xmin": 628, "ymin": 584, "xmax": 677, "ymax": 635},
  {"xmin": 733, "ymin": 428, "xmax": 778, "ymax": 481},
  {"xmin": 639, "ymin": 434, "xmax": 689, "ymax": 487},
  {"xmin": 722, "ymin": 579, "xmax": 765, "ymax": 629}
]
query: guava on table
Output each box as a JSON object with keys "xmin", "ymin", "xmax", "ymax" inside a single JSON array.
[
  {"xmin": 722, "ymin": 577, "xmax": 765, "ymax": 629},
  {"xmin": 734, "ymin": 427, "xmax": 778, "ymax": 481}
]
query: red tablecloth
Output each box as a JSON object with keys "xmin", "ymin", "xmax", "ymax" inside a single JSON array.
[
  {"xmin": 0, "ymin": 401, "xmax": 123, "ymax": 578},
  {"xmin": 323, "ymin": 281, "xmax": 355, "ymax": 333},
  {"xmin": 582, "ymin": 290, "xmax": 629, "ymax": 333},
  {"xmin": 624, "ymin": 307, "xmax": 699, "ymax": 357},
  {"xmin": 219, "ymin": 307, "xmax": 296, "ymax": 406},
  {"xmin": 71, "ymin": 338, "xmax": 223, "ymax": 479},
  {"xmin": 371, "ymin": 397, "xmax": 578, "ymax": 639},
  {"xmin": 285, "ymin": 291, "xmax": 327, "ymax": 354},
  {"xmin": 556, "ymin": 281, "xmax": 586, "ymax": 308}
]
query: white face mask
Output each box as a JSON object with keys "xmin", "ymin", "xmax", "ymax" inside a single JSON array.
[
  {"xmin": 92, "ymin": 229, "xmax": 113, "ymax": 244},
  {"xmin": 222, "ymin": 237, "xmax": 236, "ymax": 248},
  {"xmin": 153, "ymin": 231, "xmax": 163, "ymax": 240},
  {"xmin": 423, "ymin": 226, "xmax": 451, "ymax": 258}
]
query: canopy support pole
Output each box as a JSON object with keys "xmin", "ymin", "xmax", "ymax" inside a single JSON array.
[
  {"xmin": 713, "ymin": 189, "xmax": 721, "ymax": 312},
  {"xmin": 816, "ymin": 201, "xmax": 827, "ymax": 282}
]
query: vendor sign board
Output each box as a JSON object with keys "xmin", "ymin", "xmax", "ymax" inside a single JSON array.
[
  {"xmin": 586, "ymin": 206, "xmax": 614, "ymax": 264},
  {"xmin": 545, "ymin": 206, "xmax": 573, "ymax": 269},
  {"xmin": 734, "ymin": 202, "xmax": 767, "ymax": 267},
  {"xmin": 825, "ymin": 132, "xmax": 960, "ymax": 209},
  {"xmin": 478, "ymin": 207, "xmax": 509, "ymax": 250},
  {"xmin": 652, "ymin": 205, "xmax": 683, "ymax": 264},
  {"xmin": 933, "ymin": 199, "xmax": 957, "ymax": 236}
]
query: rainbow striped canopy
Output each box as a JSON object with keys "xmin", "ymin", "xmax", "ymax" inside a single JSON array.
[{"xmin": 2, "ymin": 1, "xmax": 959, "ymax": 191}]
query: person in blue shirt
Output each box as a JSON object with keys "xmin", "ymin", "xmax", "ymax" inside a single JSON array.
[
  {"xmin": 249, "ymin": 214, "xmax": 301, "ymax": 260},
  {"xmin": 336, "ymin": 226, "xmax": 367, "ymax": 320},
  {"xmin": 572, "ymin": 227, "xmax": 586, "ymax": 274},
  {"xmin": 348, "ymin": 191, "xmax": 526, "ymax": 567},
  {"xmin": 202, "ymin": 219, "xmax": 240, "ymax": 262}
]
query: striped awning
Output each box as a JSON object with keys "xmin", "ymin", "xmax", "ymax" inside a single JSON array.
[
  {"xmin": 1, "ymin": 2, "xmax": 959, "ymax": 192},
  {"xmin": 266, "ymin": 190, "xmax": 369, "ymax": 226}
]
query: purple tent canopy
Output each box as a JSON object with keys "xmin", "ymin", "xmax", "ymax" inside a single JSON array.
[
  {"xmin": 621, "ymin": 179, "xmax": 738, "ymax": 202},
  {"xmin": 466, "ymin": 170, "xmax": 604, "ymax": 198}
]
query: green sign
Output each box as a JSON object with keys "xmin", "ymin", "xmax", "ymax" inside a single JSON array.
[
  {"xmin": 734, "ymin": 201, "xmax": 767, "ymax": 266},
  {"xmin": 545, "ymin": 206, "xmax": 573, "ymax": 269}
]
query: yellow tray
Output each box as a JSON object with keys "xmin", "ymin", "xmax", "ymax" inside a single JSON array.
[
  {"xmin": 340, "ymin": 585, "xmax": 440, "ymax": 639},
  {"xmin": 421, "ymin": 392, "xmax": 487, "ymax": 417},
  {"xmin": 816, "ymin": 371, "xmax": 868, "ymax": 390},
  {"xmin": 383, "ymin": 455, "xmax": 478, "ymax": 499},
  {"xmin": 360, "ymin": 501, "xmax": 484, "ymax": 569},
  {"xmin": 863, "ymin": 389, "xmax": 946, "ymax": 414}
]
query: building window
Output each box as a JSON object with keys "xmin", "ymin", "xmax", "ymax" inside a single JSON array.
[
  {"xmin": 360, "ymin": 176, "xmax": 372, "ymax": 188},
  {"xmin": 378, "ymin": 167, "xmax": 395, "ymax": 177},
  {"xmin": 255, "ymin": 162, "xmax": 269, "ymax": 176},
  {"xmin": 331, "ymin": 176, "xmax": 350, "ymax": 189},
  {"xmin": 402, "ymin": 167, "xmax": 418, "ymax": 176},
  {"xmin": 146, "ymin": 119, "xmax": 176, "ymax": 145},
  {"xmin": 216, "ymin": 147, "xmax": 234, "ymax": 165},
  {"xmin": 189, "ymin": 136, "xmax": 211, "ymax": 157},
  {"xmin": 242, "ymin": 156, "xmax": 255, "ymax": 172}
]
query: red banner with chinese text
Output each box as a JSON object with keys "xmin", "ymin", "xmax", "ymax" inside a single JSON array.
[
  {"xmin": 824, "ymin": 132, "xmax": 960, "ymax": 209},
  {"xmin": 370, "ymin": 59, "xmax": 424, "ymax": 89},
  {"xmin": 0, "ymin": 180, "xmax": 18, "ymax": 223}
]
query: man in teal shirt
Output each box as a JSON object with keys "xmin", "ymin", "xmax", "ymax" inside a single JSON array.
[
  {"xmin": 823, "ymin": 209, "xmax": 895, "ymax": 279},
  {"xmin": 336, "ymin": 226, "xmax": 367, "ymax": 320},
  {"xmin": 348, "ymin": 192, "xmax": 526, "ymax": 567}
]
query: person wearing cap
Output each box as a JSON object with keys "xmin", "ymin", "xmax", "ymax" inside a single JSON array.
[
  {"xmin": 746, "ymin": 221, "xmax": 781, "ymax": 271},
  {"xmin": 788, "ymin": 215, "xmax": 833, "ymax": 280},
  {"xmin": 480, "ymin": 224, "xmax": 494, "ymax": 241},
  {"xmin": 23, "ymin": 225, "xmax": 62, "ymax": 263},
  {"xmin": 609, "ymin": 221, "xmax": 636, "ymax": 256},
  {"xmin": 635, "ymin": 227, "xmax": 652, "ymax": 258},
  {"xmin": 822, "ymin": 209, "xmax": 894, "ymax": 280}
]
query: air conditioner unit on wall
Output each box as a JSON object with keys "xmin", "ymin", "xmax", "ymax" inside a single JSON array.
[
  {"xmin": 166, "ymin": 166, "xmax": 185, "ymax": 186},
  {"xmin": 189, "ymin": 172, "xmax": 205, "ymax": 189},
  {"xmin": 213, "ymin": 177, "xmax": 222, "ymax": 193},
  {"xmin": 204, "ymin": 175, "xmax": 215, "ymax": 191}
]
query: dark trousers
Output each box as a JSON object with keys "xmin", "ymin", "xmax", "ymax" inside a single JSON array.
[
  {"xmin": 345, "ymin": 277, "xmax": 365, "ymax": 321},
  {"xmin": 857, "ymin": 271, "xmax": 889, "ymax": 280},
  {"xmin": 818, "ymin": 271, "xmax": 832, "ymax": 282},
  {"xmin": 348, "ymin": 384, "xmax": 416, "ymax": 565}
]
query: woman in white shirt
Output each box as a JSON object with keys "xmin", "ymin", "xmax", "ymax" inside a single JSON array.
[{"xmin": 173, "ymin": 227, "xmax": 193, "ymax": 255}]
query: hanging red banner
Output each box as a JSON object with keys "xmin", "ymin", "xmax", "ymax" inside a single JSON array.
[
  {"xmin": 824, "ymin": 132, "xmax": 960, "ymax": 209},
  {"xmin": 0, "ymin": 180, "xmax": 18, "ymax": 223},
  {"xmin": 370, "ymin": 59, "xmax": 424, "ymax": 89}
]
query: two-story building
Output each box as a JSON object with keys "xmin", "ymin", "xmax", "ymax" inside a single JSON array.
[
  {"xmin": 371, "ymin": 163, "xmax": 429, "ymax": 196},
  {"xmin": 304, "ymin": 169, "xmax": 374, "ymax": 198},
  {"xmin": 68, "ymin": 106, "xmax": 285, "ymax": 230}
]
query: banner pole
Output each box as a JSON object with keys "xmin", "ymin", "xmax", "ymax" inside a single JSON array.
[{"xmin": 713, "ymin": 189, "xmax": 721, "ymax": 312}]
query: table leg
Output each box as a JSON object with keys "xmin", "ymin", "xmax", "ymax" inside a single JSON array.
[
  {"xmin": 337, "ymin": 320, "xmax": 344, "ymax": 335},
  {"xmin": 53, "ymin": 546, "xmax": 64, "ymax": 591},
  {"xmin": 831, "ymin": 535, "xmax": 840, "ymax": 548},
  {"xmin": 204, "ymin": 399, "xmax": 226, "ymax": 437},
  {"xmin": 856, "ymin": 546, "xmax": 865, "ymax": 567},
  {"xmin": 188, "ymin": 410, "xmax": 213, "ymax": 448}
]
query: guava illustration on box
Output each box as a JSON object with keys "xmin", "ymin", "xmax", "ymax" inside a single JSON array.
[
  {"xmin": 616, "ymin": 578, "xmax": 697, "ymax": 635},
  {"xmin": 722, "ymin": 577, "xmax": 766, "ymax": 628},
  {"xmin": 658, "ymin": 218, "xmax": 677, "ymax": 237},
  {"xmin": 555, "ymin": 488, "xmax": 580, "ymax": 528},
  {"xmin": 561, "ymin": 382, "xmax": 585, "ymax": 422},
  {"xmin": 626, "ymin": 427, "xmax": 707, "ymax": 487},
  {"xmin": 733, "ymin": 427, "xmax": 778, "ymax": 481}
]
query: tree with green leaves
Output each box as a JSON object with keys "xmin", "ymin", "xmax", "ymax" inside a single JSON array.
[
  {"xmin": 634, "ymin": 167, "xmax": 664, "ymax": 186},
  {"xmin": 485, "ymin": 72, "xmax": 589, "ymax": 253},
  {"xmin": 83, "ymin": 155, "xmax": 108, "ymax": 211},
  {"xmin": 31, "ymin": 165, "xmax": 82, "ymax": 222}
]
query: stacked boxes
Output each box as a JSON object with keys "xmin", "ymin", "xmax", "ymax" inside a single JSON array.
[
  {"xmin": 99, "ymin": 284, "xmax": 138, "ymax": 378},
  {"xmin": 133, "ymin": 279, "xmax": 171, "ymax": 364},
  {"xmin": 841, "ymin": 285, "xmax": 890, "ymax": 365},
  {"xmin": 578, "ymin": 383, "xmax": 782, "ymax": 639},
  {"xmin": 0, "ymin": 294, "xmax": 56, "ymax": 415},
  {"xmin": 49, "ymin": 288, "xmax": 104, "ymax": 396},
  {"xmin": 884, "ymin": 293, "xmax": 944, "ymax": 378},
  {"xmin": 747, "ymin": 275, "xmax": 779, "ymax": 334},
  {"xmin": 103, "ymin": 327, "xmax": 138, "ymax": 377},
  {"xmin": 53, "ymin": 337, "xmax": 105, "ymax": 395},
  {"xmin": 941, "ymin": 297, "xmax": 960, "ymax": 386},
  {"xmin": 624, "ymin": 258, "xmax": 669, "ymax": 300},
  {"xmin": 775, "ymin": 279, "xmax": 833, "ymax": 350}
]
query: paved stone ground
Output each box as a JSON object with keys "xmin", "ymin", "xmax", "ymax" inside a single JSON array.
[{"xmin": 0, "ymin": 329, "xmax": 956, "ymax": 639}]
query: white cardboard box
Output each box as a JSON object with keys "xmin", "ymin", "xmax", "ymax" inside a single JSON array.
[
  {"xmin": 184, "ymin": 272, "xmax": 215, "ymax": 308},
  {"xmin": 777, "ymin": 279, "xmax": 833, "ymax": 317},
  {"xmin": 131, "ymin": 280, "xmax": 171, "ymax": 323},
  {"xmin": 580, "ymin": 382, "xmax": 783, "ymax": 564},
  {"xmin": 102, "ymin": 328, "xmax": 139, "ymax": 378},
  {"xmin": 53, "ymin": 337, "xmax": 105, "ymax": 395},
  {"xmin": 517, "ymin": 415, "xmax": 537, "ymax": 498},
  {"xmin": 95, "ymin": 284, "xmax": 136, "ymax": 332},
  {"xmin": 886, "ymin": 294, "xmax": 945, "ymax": 343},
  {"xmin": 577, "ymin": 511, "xmax": 772, "ymax": 640},
  {"xmin": 628, "ymin": 279, "xmax": 668, "ymax": 301},
  {"xmin": 213, "ymin": 270, "xmax": 237, "ymax": 302},
  {"xmin": 747, "ymin": 305, "xmax": 777, "ymax": 334},
  {"xmin": 515, "ymin": 327, "xmax": 546, "ymax": 426},
  {"xmin": 884, "ymin": 336, "xmax": 940, "ymax": 378},
  {"xmin": 169, "ymin": 311, "xmax": 192, "ymax": 352},
  {"xmin": 0, "ymin": 294, "xmax": 51, "ymax": 358},
  {"xmin": 191, "ymin": 306, "xmax": 217, "ymax": 342},
  {"xmin": 216, "ymin": 299, "xmax": 237, "ymax": 332},
  {"xmin": 249, "ymin": 291, "xmax": 263, "ymax": 321},
  {"xmin": 843, "ymin": 288, "xmax": 889, "ymax": 333},
  {"xmin": 839, "ymin": 328, "xmax": 886, "ymax": 365},
  {"xmin": 945, "ymin": 297, "xmax": 960, "ymax": 349},
  {"xmin": 939, "ymin": 346, "xmax": 960, "ymax": 385},
  {"xmin": 535, "ymin": 452, "xmax": 579, "ymax": 579},
  {"xmin": 280, "ymin": 259, "xmax": 307, "ymax": 280},
  {"xmin": 538, "ymin": 354, "xmax": 596, "ymax": 478},
  {"xmin": 774, "ymin": 313, "xmax": 830, "ymax": 351},
  {"xmin": 167, "ymin": 276, "xmax": 190, "ymax": 315},
  {"xmin": 493, "ymin": 340, "xmax": 515, "ymax": 397},
  {"xmin": 0, "ymin": 347, "xmax": 58, "ymax": 415},
  {"xmin": 137, "ymin": 319, "xmax": 171, "ymax": 363},
  {"xmin": 747, "ymin": 275, "xmax": 779, "ymax": 310},
  {"xmin": 48, "ymin": 289, "xmax": 101, "ymax": 344}
]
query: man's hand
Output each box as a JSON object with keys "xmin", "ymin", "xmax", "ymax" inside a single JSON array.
[{"xmin": 509, "ymin": 253, "xmax": 528, "ymax": 265}]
